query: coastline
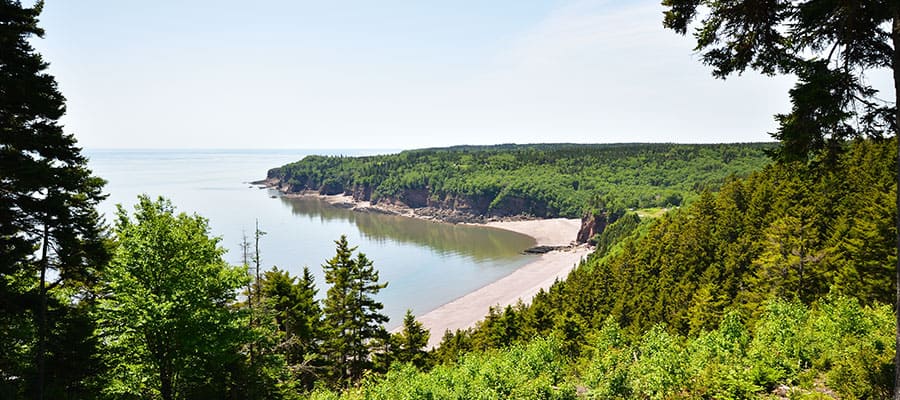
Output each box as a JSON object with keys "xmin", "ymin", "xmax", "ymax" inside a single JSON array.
[
  {"xmin": 271, "ymin": 189, "xmax": 592, "ymax": 348},
  {"xmin": 416, "ymin": 244, "xmax": 590, "ymax": 348}
]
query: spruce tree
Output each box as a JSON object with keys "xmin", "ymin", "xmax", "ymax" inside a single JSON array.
[
  {"xmin": 662, "ymin": 3, "xmax": 899, "ymax": 396},
  {"xmin": 260, "ymin": 265, "xmax": 323, "ymax": 389},
  {"xmin": 393, "ymin": 310, "xmax": 430, "ymax": 369},
  {"xmin": 321, "ymin": 235, "xmax": 388, "ymax": 385},
  {"xmin": 0, "ymin": 1, "xmax": 108, "ymax": 398},
  {"xmin": 297, "ymin": 266, "xmax": 323, "ymax": 354}
]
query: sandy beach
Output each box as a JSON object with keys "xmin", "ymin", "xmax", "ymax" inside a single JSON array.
[
  {"xmin": 416, "ymin": 218, "xmax": 590, "ymax": 348},
  {"xmin": 279, "ymin": 191, "xmax": 592, "ymax": 348}
]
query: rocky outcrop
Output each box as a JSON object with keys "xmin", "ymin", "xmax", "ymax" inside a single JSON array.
[
  {"xmin": 264, "ymin": 176, "xmax": 558, "ymax": 224},
  {"xmin": 319, "ymin": 180, "xmax": 344, "ymax": 195},
  {"xmin": 373, "ymin": 191, "xmax": 549, "ymax": 221},
  {"xmin": 523, "ymin": 245, "xmax": 572, "ymax": 254},
  {"xmin": 576, "ymin": 212, "xmax": 609, "ymax": 244},
  {"xmin": 344, "ymin": 184, "xmax": 373, "ymax": 202}
]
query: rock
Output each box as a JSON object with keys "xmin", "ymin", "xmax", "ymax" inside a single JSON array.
[
  {"xmin": 576, "ymin": 211, "xmax": 608, "ymax": 244},
  {"xmin": 523, "ymin": 245, "xmax": 570, "ymax": 254},
  {"xmin": 400, "ymin": 188, "xmax": 430, "ymax": 208},
  {"xmin": 319, "ymin": 180, "xmax": 344, "ymax": 195}
]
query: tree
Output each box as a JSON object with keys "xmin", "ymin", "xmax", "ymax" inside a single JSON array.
[
  {"xmin": 94, "ymin": 196, "xmax": 248, "ymax": 400},
  {"xmin": 392, "ymin": 310, "xmax": 431, "ymax": 369},
  {"xmin": 752, "ymin": 210, "xmax": 825, "ymax": 302},
  {"xmin": 321, "ymin": 235, "xmax": 389, "ymax": 385},
  {"xmin": 662, "ymin": 1, "xmax": 896, "ymax": 154},
  {"xmin": 0, "ymin": 1, "xmax": 108, "ymax": 398},
  {"xmin": 662, "ymin": 1, "xmax": 899, "ymax": 396},
  {"xmin": 241, "ymin": 221, "xmax": 266, "ymax": 382},
  {"xmin": 260, "ymin": 266, "xmax": 323, "ymax": 389}
]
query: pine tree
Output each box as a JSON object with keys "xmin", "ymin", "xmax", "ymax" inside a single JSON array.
[
  {"xmin": 0, "ymin": 1, "xmax": 108, "ymax": 398},
  {"xmin": 296, "ymin": 266, "xmax": 323, "ymax": 355},
  {"xmin": 752, "ymin": 206, "xmax": 826, "ymax": 303},
  {"xmin": 393, "ymin": 310, "xmax": 431, "ymax": 369},
  {"xmin": 661, "ymin": 2, "xmax": 900, "ymax": 395},
  {"xmin": 321, "ymin": 235, "xmax": 388, "ymax": 385},
  {"xmin": 260, "ymin": 265, "xmax": 323, "ymax": 388}
]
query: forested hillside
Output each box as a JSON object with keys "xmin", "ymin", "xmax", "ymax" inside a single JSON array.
[
  {"xmin": 311, "ymin": 138, "xmax": 898, "ymax": 399},
  {"xmin": 441, "ymin": 139, "xmax": 896, "ymax": 351},
  {"xmin": 267, "ymin": 143, "xmax": 773, "ymax": 219},
  {"xmin": 312, "ymin": 297, "xmax": 894, "ymax": 399}
]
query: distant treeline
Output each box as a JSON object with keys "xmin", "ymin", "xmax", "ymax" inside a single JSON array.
[{"xmin": 268, "ymin": 143, "xmax": 775, "ymax": 218}]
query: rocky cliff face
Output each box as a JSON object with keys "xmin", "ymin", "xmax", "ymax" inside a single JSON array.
[
  {"xmin": 376, "ymin": 191, "xmax": 552, "ymax": 220},
  {"xmin": 576, "ymin": 212, "xmax": 609, "ymax": 244},
  {"xmin": 266, "ymin": 173, "xmax": 559, "ymax": 223},
  {"xmin": 344, "ymin": 184, "xmax": 373, "ymax": 202}
]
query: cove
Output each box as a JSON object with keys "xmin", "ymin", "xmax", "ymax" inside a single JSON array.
[{"xmin": 86, "ymin": 149, "xmax": 536, "ymax": 327}]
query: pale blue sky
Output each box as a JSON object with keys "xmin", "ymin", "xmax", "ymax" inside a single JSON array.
[{"xmin": 33, "ymin": 0, "xmax": 892, "ymax": 149}]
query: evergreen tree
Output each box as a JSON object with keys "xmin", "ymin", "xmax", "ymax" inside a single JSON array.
[
  {"xmin": 434, "ymin": 329, "xmax": 473, "ymax": 365},
  {"xmin": 662, "ymin": 2, "xmax": 899, "ymax": 395},
  {"xmin": 392, "ymin": 310, "xmax": 430, "ymax": 369},
  {"xmin": 0, "ymin": 1, "xmax": 108, "ymax": 398},
  {"xmin": 321, "ymin": 235, "xmax": 388, "ymax": 385},
  {"xmin": 753, "ymin": 209, "xmax": 825, "ymax": 302},
  {"xmin": 260, "ymin": 266, "xmax": 323, "ymax": 389}
]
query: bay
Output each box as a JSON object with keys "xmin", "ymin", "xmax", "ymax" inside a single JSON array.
[{"xmin": 84, "ymin": 149, "xmax": 536, "ymax": 328}]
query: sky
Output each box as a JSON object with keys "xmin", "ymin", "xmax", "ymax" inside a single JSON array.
[{"xmin": 32, "ymin": 0, "xmax": 893, "ymax": 149}]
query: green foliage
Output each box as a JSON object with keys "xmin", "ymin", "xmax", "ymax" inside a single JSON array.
[
  {"xmin": 310, "ymin": 337, "xmax": 576, "ymax": 400},
  {"xmin": 580, "ymin": 317, "xmax": 633, "ymax": 398},
  {"xmin": 0, "ymin": 1, "xmax": 110, "ymax": 397},
  {"xmin": 321, "ymin": 235, "xmax": 390, "ymax": 386},
  {"xmin": 315, "ymin": 296, "xmax": 894, "ymax": 399},
  {"xmin": 629, "ymin": 326, "xmax": 689, "ymax": 398},
  {"xmin": 662, "ymin": 0, "xmax": 896, "ymax": 162},
  {"xmin": 94, "ymin": 196, "xmax": 250, "ymax": 400},
  {"xmin": 269, "ymin": 143, "xmax": 773, "ymax": 218},
  {"xmin": 577, "ymin": 297, "xmax": 893, "ymax": 399},
  {"xmin": 260, "ymin": 266, "xmax": 324, "ymax": 390}
]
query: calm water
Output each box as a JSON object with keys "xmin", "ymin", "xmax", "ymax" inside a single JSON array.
[{"xmin": 85, "ymin": 149, "xmax": 535, "ymax": 328}]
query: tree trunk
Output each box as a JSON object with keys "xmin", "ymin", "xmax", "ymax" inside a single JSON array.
[
  {"xmin": 893, "ymin": 11, "xmax": 900, "ymax": 400},
  {"xmin": 160, "ymin": 365, "xmax": 173, "ymax": 400},
  {"xmin": 37, "ymin": 223, "xmax": 49, "ymax": 400},
  {"xmin": 241, "ymin": 233, "xmax": 255, "ymax": 371}
]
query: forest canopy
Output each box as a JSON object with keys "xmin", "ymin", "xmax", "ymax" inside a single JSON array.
[{"xmin": 268, "ymin": 143, "xmax": 774, "ymax": 218}]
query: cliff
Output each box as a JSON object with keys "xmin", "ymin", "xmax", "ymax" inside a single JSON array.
[
  {"xmin": 575, "ymin": 211, "xmax": 615, "ymax": 244},
  {"xmin": 265, "ymin": 169, "xmax": 557, "ymax": 223}
]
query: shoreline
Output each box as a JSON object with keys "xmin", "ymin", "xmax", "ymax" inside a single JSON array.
[
  {"xmin": 269, "ymin": 189, "xmax": 592, "ymax": 347},
  {"xmin": 416, "ymin": 245, "xmax": 590, "ymax": 348},
  {"xmin": 267, "ymin": 184, "xmax": 558, "ymax": 225}
]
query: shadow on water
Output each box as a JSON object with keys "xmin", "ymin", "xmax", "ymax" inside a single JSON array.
[{"xmin": 278, "ymin": 195, "xmax": 536, "ymax": 262}]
